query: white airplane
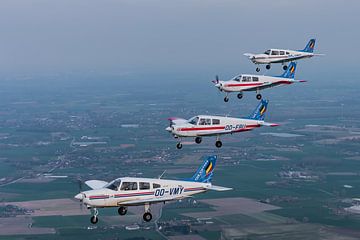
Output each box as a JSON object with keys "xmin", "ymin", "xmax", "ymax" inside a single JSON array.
[
  {"xmin": 244, "ymin": 39, "xmax": 323, "ymax": 72},
  {"xmin": 74, "ymin": 155, "xmax": 231, "ymax": 224},
  {"xmin": 213, "ymin": 62, "xmax": 306, "ymax": 102},
  {"xmin": 166, "ymin": 99, "xmax": 278, "ymax": 149}
]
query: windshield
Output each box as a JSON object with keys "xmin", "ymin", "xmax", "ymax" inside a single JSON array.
[
  {"xmin": 233, "ymin": 75, "xmax": 241, "ymax": 81},
  {"xmin": 188, "ymin": 116, "xmax": 199, "ymax": 125},
  {"xmin": 105, "ymin": 179, "xmax": 121, "ymax": 191},
  {"xmin": 264, "ymin": 50, "xmax": 270, "ymax": 55}
]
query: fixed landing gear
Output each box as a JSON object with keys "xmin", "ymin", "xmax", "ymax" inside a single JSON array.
[
  {"xmin": 256, "ymin": 93, "xmax": 262, "ymax": 100},
  {"xmin": 195, "ymin": 137, "xmax": 202, "ymax": 144},
  {"xmin": 143, "ymin": 203, "xmax": 152, "ymax": 222},
  {"xmin": 256, "ymin": 67, "xmax": 260, "ymax": 72},
  {"xmin": 237, "ymin": 93, "xmax": 243, "ymax": 99},
  {"xmin": 90, "ymin": 208, "xmax": 99, "ymax": 224},
  {"xmin": 143, "ymin": 212, "xmax": 153, "ymax": 222},
  {"xmin": 283, "ymin": 65, "xmax": 288, "ymax": 70},
  {"xmin": 266, "ymin": 64, "xmax": 271, "ymax": 70},
  {"xmin": 118, "ymin": 206, "xmax": 127, "ymax": 215},
  {"xmin": 215, "ymin": 136, "xmax": 222, "ymax": 148},
  {"xmin": 176, "ymin": 142, "xmax": 183, "ymax": 149},
  {"xmin": 224, "ymin": 96, "xmax": 229, "ymax": 102}
]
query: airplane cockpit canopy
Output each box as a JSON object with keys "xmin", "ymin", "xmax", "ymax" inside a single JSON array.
[
  {"xmin": 105, "ymin": 179, "xmax": 121, "ymax": 191},
  {"xmin": 232, "ymin": 75, "xmax": 241, "ymax": 82},
  {"xmin": 188, "ymin": 116, "xmax": 199, "ymax": 125}
]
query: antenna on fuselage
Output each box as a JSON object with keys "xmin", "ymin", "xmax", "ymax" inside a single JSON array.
[{"xmin": 158, "ymin": 170, "xmax": 166, "ymax": 179}]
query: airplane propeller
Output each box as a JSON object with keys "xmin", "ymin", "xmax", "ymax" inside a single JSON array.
[
  {"xmin": 212, "ymin": 75, "xmax": 219, "ymax": 84},
  {"xmin": 76, "ymin": 176, "xmax": 85, "ymax": 211}
]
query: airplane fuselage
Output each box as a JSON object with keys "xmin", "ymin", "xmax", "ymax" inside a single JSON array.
[
  {"xmin": 217, "ymin": 75, "xmax": 295, "ymax": 93},
  {"xmin": 248, "ymin": 49, "xmax": 315, "ymax": 64},
  {"xmin": 80, "ymin": 177, "xmax": 210, "ymax": 208},
  {"xmin": 170, "ymin": 116, "xmax": 263, "ymax": 137}
]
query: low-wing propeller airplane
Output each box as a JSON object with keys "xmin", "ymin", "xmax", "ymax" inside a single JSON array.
[
  {"xmin": 244, "ymin": 39, "xmax": 323, "ymax": 72},
  {"xmin": 166, "ymin": 99, "xmax": 278, "ymax": 149},
  {"xmin": 213, "ymin": 62, "xmax": 305, "ymax": 102},
  {"xmin": 74, "ymin": 155, "xmax": 231, "ymax": 224}
]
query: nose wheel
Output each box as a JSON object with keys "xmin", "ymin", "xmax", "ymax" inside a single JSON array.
[
  {"xmin": 283, "ymin": 65, "xmax": 288, "ymax": 70},
  {"xmin": 224, "ymin": 97, "xmax": 229, "ymax": 102},
  {"xmin": 176, "ymin": 142, "xmax": 183, "ymax": 149},
  {"xmin": 118, "ymin": 206, "xmax": 127, "ymax": 215},
  {"xmin": 237, "ymin": 93, "xmax": 243, "ymax": 99},
  {"xmin": 266, "ymin": 64, "xmax": 271, "ymax": 70},
  {"xmin": 215, "ymin": 140, "xmax": 222, "ymax": 148},
  {"xmin": 195, "ymin": 137, "xmax": 202, "ymax": 144},
  {"xmin": 90, "ymin": 208, "xmax": 99, "ymax": 224},
  {"xmin": 256, "ymin": 67, "xmax": 260, "ymax": 72},
  {"xmin": 256, "ymin": 93, "xmax": 262, "ymax": 100}
]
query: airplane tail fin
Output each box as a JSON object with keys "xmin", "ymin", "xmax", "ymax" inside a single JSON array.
[
  {"xmin": 279, "ymin": 62, "xmax": 297, "ymax": 78},
  {"xmin": 190, "ymin": 155, "xmax": 217, "ymax": 183},
  {"xmin": 248, "ymin": 99, "xmax": 269, "ymax": 121},
  {"xmin": 302, "ymin": 39, "xmax": 316, "ymax": 53}
]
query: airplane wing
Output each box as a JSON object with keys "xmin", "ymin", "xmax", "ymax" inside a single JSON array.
[
  {"xmin": 120, "ymin": 195, "xmax": 192, "ymax": 206},
  {"xmin": 206, "ymin": 185, "xmax": 232, "ymax": 191},
  {"xmin": 85, "ymin": 180, "xmax": 109, "ymax": 190}
]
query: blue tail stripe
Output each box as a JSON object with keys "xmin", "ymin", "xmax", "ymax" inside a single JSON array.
[
  {"xmin": 301, "ymin": 39, "xmax": 316, "ymax": 53},
  {"xmin": 278, "ymin": 62, "xmax": 297, "ymax": 78},
  {"xmin": 248, "ymin": 99, "xmax": 268, "ymax": 120},
  {"xmin": 190, "ymin": 156, "xmax": 217, "ymax": 183}
]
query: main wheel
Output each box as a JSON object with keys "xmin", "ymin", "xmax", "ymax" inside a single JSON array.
[
  {"xmin": 237, "ymin": 93, "xmax": 243, "ymax": 99},
  {"xmin": 215, "ymin": 141, "xmax": 222, "ymax": 148},
  {"xmin": 256, "ymin": 67, "xmax": 260, "ymax": 72},
  {"xmin": 195, "ymin": 137, "xmax": 202, "ymax": 144},
  {"xmin": 256, "ymin": 93, "xmax": 262, "ymax": 100},
  {"xmin": 176, "ymin": 143, "xmax": 182, "ymax": 149},
  {"xmin": 90, "ymin": 216, "xmax": 98, "ymax": 224},
  {"xmin": 118, "ymin": 207, "xmax": 127, "ymax": 216},
  {"xmin": 266, "ymin": 64, "xmax": 271, "ymax": 70},
  {"xmin": 283, "ymin": 65, "xmax": 288, "ymax": 70},
  {"xmin": 143, "ymin": 212, "xmax": 152, "ymax": 222},
  {"xmin": 224, "ymin": 97, "xmax": 229, "ymax": 102}
]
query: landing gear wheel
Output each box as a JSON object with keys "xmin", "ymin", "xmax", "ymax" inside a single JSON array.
[
  {"xmin": 256, "ymin": 67, "xmax": 260, "ymax": 72},
  {"xmin": 215, "ymin": 141, "xmax": 222, "ymax": 148},
  {"xmin": 256, "ymin": 94, "xmax": 262, "ymax": 100},
  {"xmin": 224, "ymin": 97, "xmax": 229, "ymax": 102},
  {"xmin": 143, "ymin": 212, "xmax": 152, "ymax": 222},
  {"xmin": 195, "ymin": 137, "xmax": 202, "ymax": 144},
  {"xmin": 266, "ymin": 64, "xmax": 271, "ymax": 70},
  {"xmin": 237, "ymin": 93, "xmax": 243, "ymax": 99},
  {"xmin": 176, "ymin": 143, "xmax": 182, "ymax": 149},
  {"xmin": 118, "ymin": 207, "xmax": 127, "ymax": 215},
  {"xmin": 90, "ymin": 216, "xmax": 98, "ymax": 224},
  {"xmin": 283, "ymin": 65, "xmax": 288, "ymax": 70}
]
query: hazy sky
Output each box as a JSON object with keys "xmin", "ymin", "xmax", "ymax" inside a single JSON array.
[{"xmin": 0, "ymin": 0, "xmax": 359, "ymax": 79}]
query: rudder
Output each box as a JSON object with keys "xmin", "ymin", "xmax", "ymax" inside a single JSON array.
[
  {"xmin": 302, "ymin": 39, "xmax": 316, "ymax": 53},
  {"xmin": 248, "ymin": 99, "xmax": 269, "ymax": 121},
  {"xmin": 190, "ymin": 156, "xmax": 217, "ymax": 183}
]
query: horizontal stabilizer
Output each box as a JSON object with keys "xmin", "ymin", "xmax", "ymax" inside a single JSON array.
[
  {"xmin": 206, "ymin": 185, "xmax": 232, "ymax": 191},
  {"xmin": 260, "ymin": 121, "xmax": 279, "ymax": 127},
  {"xmin": 85, "ymin": 180, "xmax": 109, "ymax": 190}
]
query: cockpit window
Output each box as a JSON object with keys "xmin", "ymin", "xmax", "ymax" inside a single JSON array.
[
  {"xmin": 188, "ymin": 117, "xmax": 199, "ymax": 125},
  {"xmin": 271, "ymin": 50, "xmax": 279, "ymax": 55},
  {"xmin": 199, "ymin": 118, "xmax": 211, "ymax": 125},
  {"xmin": 264, "ymin": 50, "xmax": 270, "ymax": 55},
  {"xmin": 120, "ymin": 182, "xmax": 138, "ymax": 191},
  {"xmin": 105, "ymin": 179, "xmax": 121, "ymax": 191},
  {"xmin": 233, "ymin": 75, "xmax": 241, "ymax": 81}
]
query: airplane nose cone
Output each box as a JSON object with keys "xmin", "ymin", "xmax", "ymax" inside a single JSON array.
[
  {"xmin": 165, "ymin": 126, "xmax": 172, "ymax": 132},
  {"xmin": 74, "ymin": 193, "xmax": 84, "ymax": 201},
  {"xmin": 215, "ymin": 83, "xmax": 221, "ymax": 88}
]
